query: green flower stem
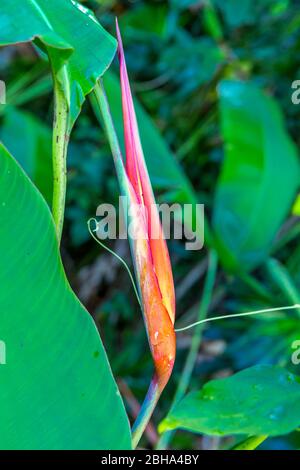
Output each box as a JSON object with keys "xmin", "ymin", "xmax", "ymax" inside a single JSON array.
[
  {"xmin": 93, "ymin": 80, "xmax": 126, "ymax": 190},
  {"xmin": 52, "ymin": 78, "xmax": 69, "ymax": 242},
  {"xmin": 232, "ymin": 435, "xmax": 267, "ymax": 450},
  {"xmin": 156, "ymin": 250, "xmax": 218, "ymax": 449}
]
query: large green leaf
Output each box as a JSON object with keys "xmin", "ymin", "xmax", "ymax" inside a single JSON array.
[
  {"xmin": 0, "ymin": 142, "xmax": 131, "ymax": 450},
  {"xmin": 0, "ymin": 0, "xmax": 116, "ymax": 127},
  {"xmin": 212, "ymin": 81, "xmax": 300, "ymax": 272},
  {"xmin": 0, "ymin": 106, "xmax": 53, "ymax": 204},
  {"xmin": 159, "ymin": 365, "xmax": 300, "ymax": 437}
]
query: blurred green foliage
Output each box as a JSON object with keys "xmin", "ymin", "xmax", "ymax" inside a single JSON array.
[{"xmin": 1, "ymin": 0, "xmax": 300, "ymax": 450}]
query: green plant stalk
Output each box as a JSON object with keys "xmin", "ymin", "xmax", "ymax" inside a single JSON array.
[
  {"xmin": 131, "ymin": 378, "xmax": 160, "ymax": 449},
  {"xmin": 156, "ymin": 250, "xmax": 218, "ymax": 449},
  {"xmin": 266, "ymin": 258, "xmax": 300, "ymax": 316},
  {"xmin": 232, "ymin": 435, "xmax": 267, "ymax": 450},
  {"xmin": 52, "ymin": 78, "xmax": 69, "ymax": 242},
  {"xmin": 93, "ymin": 80, "xmax": 126, "ymax": 188}
]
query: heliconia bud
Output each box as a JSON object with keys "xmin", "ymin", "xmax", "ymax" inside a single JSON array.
[{"xmin": 115, "ymin": 20, "xmax": 176, "ymax": 397}]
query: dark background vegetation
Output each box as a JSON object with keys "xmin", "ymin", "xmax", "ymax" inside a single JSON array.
[{"xmin": 1, "ymin": 0, "xmax": 300, "ymax": 449}]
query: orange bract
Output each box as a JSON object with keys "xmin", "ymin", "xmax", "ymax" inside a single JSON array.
[{"xmin": 116, "ymin": 19, "xmax": 176, "ymax": 389}]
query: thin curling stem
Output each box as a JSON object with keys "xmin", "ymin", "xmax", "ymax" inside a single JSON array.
[
  {"xmin": 87, "ymin": 218, "xmax": 142, "ymax": 311},
  {"xmin": 175, "ymin": 304, "xmax": 300, "ymax": 333},
  {"xmin": 93, "ymin": 80, "xmax": 126, "ymax": 189}
]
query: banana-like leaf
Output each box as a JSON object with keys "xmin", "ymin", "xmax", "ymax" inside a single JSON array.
[
  {"xmin": 0, "ymin": 143, "xmax": 131, "ymax": 450},
  {"xmin": 0, "ymin": 0, "xmax": 116, "ymax": 128},
  {"xmin": 159, "ymin": 365, "xmax": 300, "ymax": 437},
  {"xmin": 213, "ymin": 80, "xmax": 300, "ymax": 272}
]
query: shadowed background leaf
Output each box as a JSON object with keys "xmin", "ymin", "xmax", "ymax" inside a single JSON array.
[{"xmin": 213, "ymin": 80, "xmax": 300, "ymax": 272}]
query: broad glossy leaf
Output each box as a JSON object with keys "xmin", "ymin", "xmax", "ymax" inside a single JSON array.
[
  {"xmin": 0, "ymin": 0, "xmax": 116, "ymax": 128},
  {"xmin": 159, "ymin": 365, "xmax": 300, "ymax": 437},
  {"xmin": 212, "ymin": 81, "xmax": 300, "ymax": 272},
  {"xmin": 0, "ymin": 143, "xmax": 131, "ymax": 450},
  {"xmin": 0, "ymin": 106, "xmax": 53, "ymax": 204}
]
